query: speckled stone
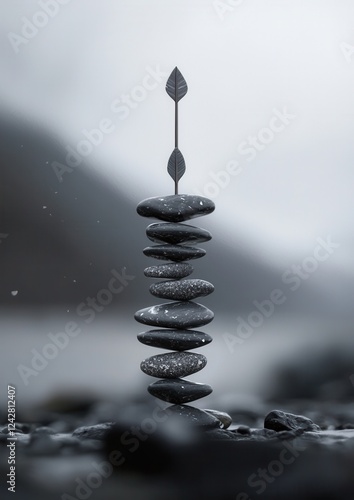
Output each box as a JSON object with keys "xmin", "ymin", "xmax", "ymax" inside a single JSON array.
[
  {"xmin": 146, "ymin": 223, "xmax": 212, "ymax": 245},
  {"xmin": 166, "ymin": 405, "xmax": 221, "ymax": 429},
  {"xmin": 140, "ymin": 352, "xmax": 207, "ymax": 378},
  {"xmin": 137, "ymin": 329, "xmax": 213, "ymax": 351},
  {"xmin": 148, "ymin": 378, "xmax": 213, "ymax": 404},
  {"xmin": 137, "ymin": 194, "xmax": 215, "ymax": 222},
  {"xmin": 149, "ymin": 279, "xmax": 214, "ymax": 301},
  {"xmin": 144, "ymin": 262, "xmax": 194, "ymax": 279},
  {"xmin": 134, "ymin": 301, "xmax": 214, "ymax": 329},
  {"xmin": 143, "ymin": 245, "xmax": 206, "ymax": 261}
]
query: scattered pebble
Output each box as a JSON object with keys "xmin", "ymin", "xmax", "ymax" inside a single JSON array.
[{"xmin": 264, "ymin": 410, "xmax": 321, "ymax": 433}]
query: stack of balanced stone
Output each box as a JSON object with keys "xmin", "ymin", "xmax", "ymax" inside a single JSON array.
[{"xmin": 135, "ymin": 194, "xmax": 223, "ymax": 428}]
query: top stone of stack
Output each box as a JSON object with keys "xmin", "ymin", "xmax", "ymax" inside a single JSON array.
[{"xmin": 137, "ymin": 194, "xmax": 215, "ymax": 222}]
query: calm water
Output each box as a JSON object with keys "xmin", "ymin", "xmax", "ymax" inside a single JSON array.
[{"xmin": 1, "ymin": 308, "xmax": 353, "ymax": 410}]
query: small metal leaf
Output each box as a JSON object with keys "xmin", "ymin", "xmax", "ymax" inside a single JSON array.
[
  {"xmin": 166, "ymin": 67, "xmax": 188, "ymax": 102},
  {"xmin": 167, "ymin": 148, "xmax": 186, "ymax": 183}
]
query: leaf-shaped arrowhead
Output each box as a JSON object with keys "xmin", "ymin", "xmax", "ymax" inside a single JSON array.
[
  {"xmin": 167, "ymin": 148, "xmax": 186, "ymax": 183},
  {"xmin": 166, "ymin": 67, "xmax": 188, "ymax": 102}
]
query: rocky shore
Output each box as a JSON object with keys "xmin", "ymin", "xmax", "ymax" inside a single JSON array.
[{"xmin": 1, "ymin": 396, "xmax": 354, "ymax": 500}]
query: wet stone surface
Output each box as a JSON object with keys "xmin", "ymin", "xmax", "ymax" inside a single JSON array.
[
  {"xmin": 204, "ymin": 409, "xmax": 233, "ymax": 430},
  {"xmin": 72, "ymin": 422, "xmax": 116, "ymax": 440},
  {"xmin": 149, "ymin": 279, "xmax": 214, "ymax": 301},
  {"xmin": 166, "ymin": 404, "xmax": 222, "ymax": 429},
  {"xmin": 137, "ymin": 329, "xmax": 213, "ymax": 351},
  {"xmin": 134, "ymin": 301, "xmax": 214, "ymax": 329},
  {"xmin": 143, "ymin": 244, "xmax": 206, "ymax": 261},
  {"xmin": 140, "ymin": 351, "xmax": 207, "ymax": 378},
  {"xmin": 144, "ymin": 262, "xmax": 194, "ymax": 279},
  {"xmin": 146, "ymin": 222, "xmax": 212, "ymax": 245},
  {"xmin": 264, "ymin": 410, "xmax": 321, "ymax": 432},
  {"xmin": 137, "ymin": 194, "xmax": 215, "ymax": 222},
  {"xmin": 148, "ymin": 378, "xmax": 213, "ymax": 404}
]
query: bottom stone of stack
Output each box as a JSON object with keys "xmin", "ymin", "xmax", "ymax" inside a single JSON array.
[{"xmin": 165, "ymin": 405, "xmax": 222, "ymax": 429}]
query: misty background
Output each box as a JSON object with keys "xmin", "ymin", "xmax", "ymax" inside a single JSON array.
[{"xmin": 0, "ymin": 0, "xmax": 353, "ymax": 410}]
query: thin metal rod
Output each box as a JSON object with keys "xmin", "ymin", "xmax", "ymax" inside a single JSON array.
[
  {"xmin": 174, "ymin": 77, "xmax": 178, "ymax": 194},
  {"xmin": 175, "ymin": 99, "xmax": 178, "ymax": 149}
]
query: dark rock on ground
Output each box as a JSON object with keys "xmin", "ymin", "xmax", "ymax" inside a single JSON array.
[
  {"xmin": 264, "ymin": 410, "xmax": 321, "ymax": 432},
  {"xmin": 235, "ymin": 425, "xmax": 251, "ymax": 435},
  {"xmin": 32, "ymin": 426, "xmax": 56, "ymax": 435},
  {"xmin": 72, "ymin": 422, "xmax": 116, "ymax": 439}
]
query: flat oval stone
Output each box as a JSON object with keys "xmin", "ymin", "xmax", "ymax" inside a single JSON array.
[
  {"xmin": 137, "ymin": 194, "xmax": 215, "ymax": 222},
  {"xmin": 134, "ymin": 302, "xmax": 214, "ymax": 329},
  {"xmin": 140, "ymin": 352, "xmax": 207, "ymax": 378},
  {"xmin": 149, "ymin": 279, "xmax": 214, "ymax": 301},
  {"xmin": 166, "ymin": 405, "xmax": 221, "ymax": 429},
  {"xmin": 144, "ymin": 263, "xmax": 193, "ymax": 279},
  {"xmin": 137, "ymin": 329, "xmax": 213, "ymax": 351},
  {"xmin": 148, "ymin": 378, "xmax": 212, "ymax": 404},
  {"xmin": 146, "ymin": 223, "xmax": 212, "ymax": 245},
  {"xmin": 143, "ymin": 245, "xmax": 205, "ymax": 261},
  {"xmin": 204, "ymin": 409, "xmax": 233, "ymax": 429}
]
